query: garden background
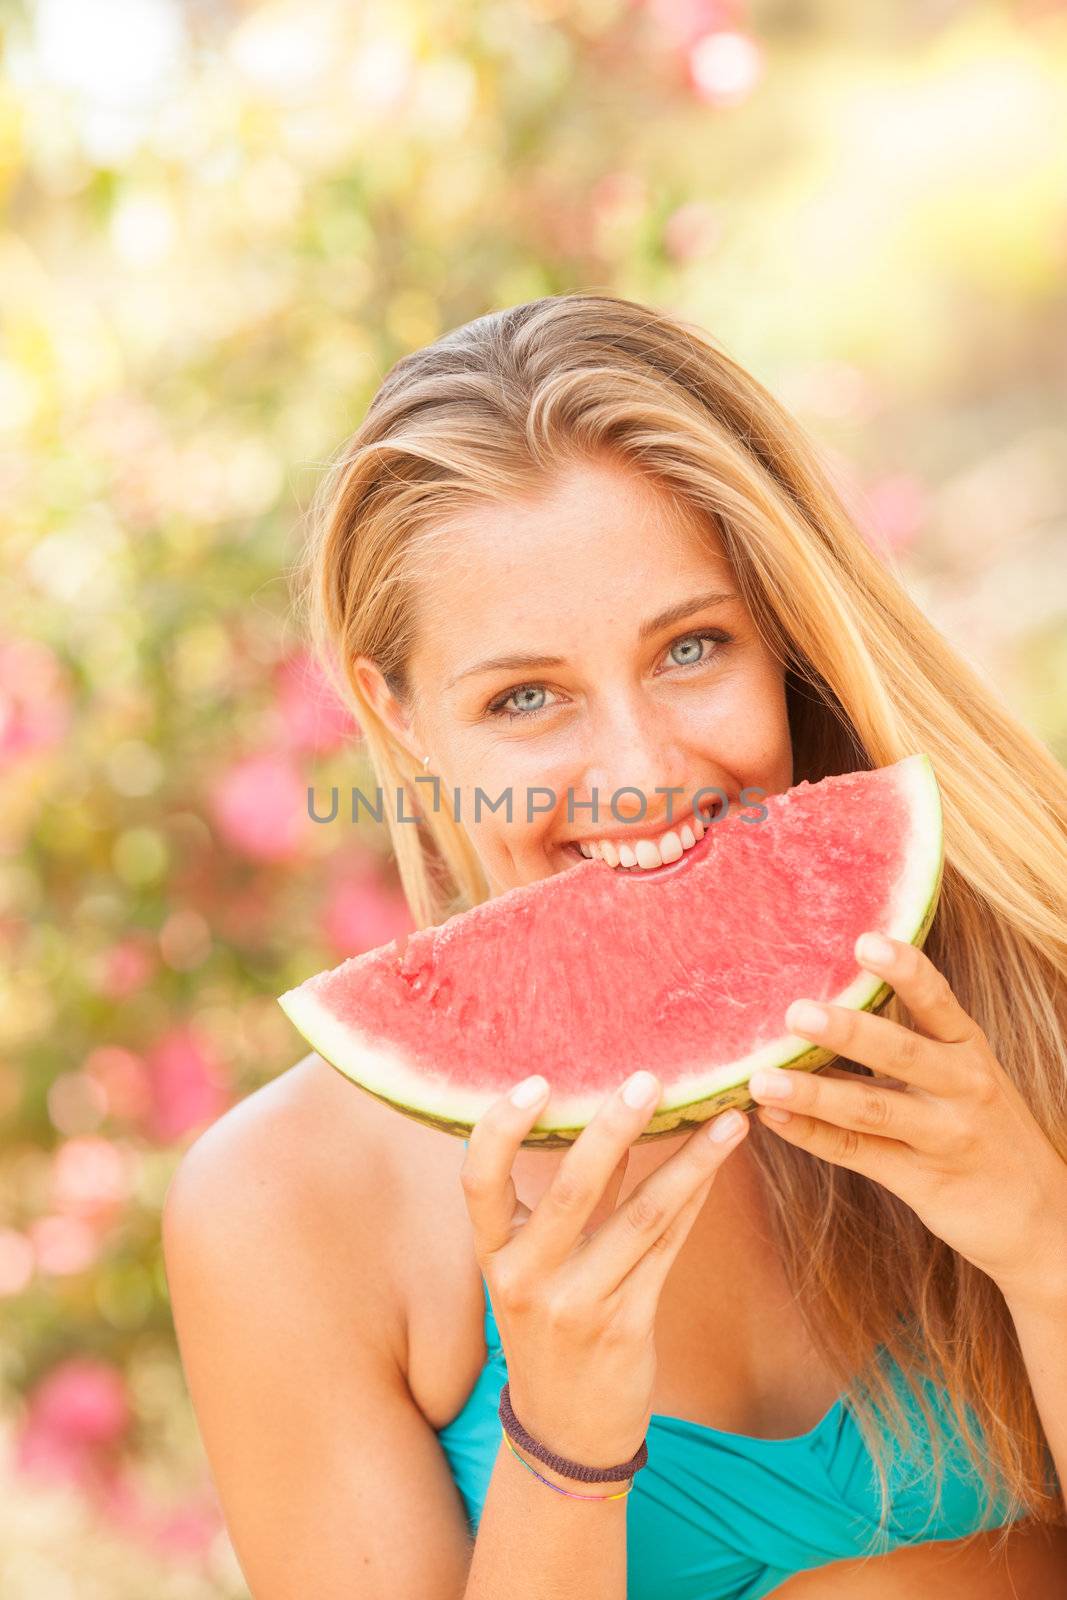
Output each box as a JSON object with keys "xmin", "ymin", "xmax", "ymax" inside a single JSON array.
[{"xmin": 2, "ymin": 0, "xmax": 1066, "ymax": 1593}]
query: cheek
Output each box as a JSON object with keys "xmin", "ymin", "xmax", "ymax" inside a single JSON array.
[
  {"xmin": 445, "ymin": 740, "xmax": 560, "ymax": 859},
  {"xmin": 684, "ymin": 665, "xmax": 792, "ymax": 774}
]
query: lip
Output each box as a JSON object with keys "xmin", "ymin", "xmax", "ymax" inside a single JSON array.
[
  {"xmin": 563, "ymin": 803, "xmax": 724, "ymax": 880},
  {"xmin": 611, "ymin": 813, "xmax": 717, "ymax": 880},
  {"xmin": 564, "ymin": 801, "xmax": 722, "ymax": 853}
]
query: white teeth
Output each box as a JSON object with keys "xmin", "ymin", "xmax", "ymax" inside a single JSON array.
[
  {"xmin": 569, "ymin": 805, "xmax": 721, "ymax": 873},
  {"xmin": 634, "ymin": 838, "xmax": 661, "ymax": 869}
]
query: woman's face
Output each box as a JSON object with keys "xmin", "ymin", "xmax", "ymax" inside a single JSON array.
[{"xmin": 368, "ymin": 455, "xmax": 794, "ymax": 897}]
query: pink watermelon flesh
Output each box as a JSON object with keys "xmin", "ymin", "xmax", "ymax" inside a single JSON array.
[{"xmin": 278, "ymin": 754, "xmax": 943, "ymax": 1147}]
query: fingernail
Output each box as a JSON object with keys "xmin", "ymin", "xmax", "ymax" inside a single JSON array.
[
  {"xmin": 857, "ymin": 932, "xmax": 893, "ymax": 965},
  {"xmin": 749, "ymin": 1067, "xmax": 793, "ymax": 1099},
  {"xmin": 708, "ymin": 1110, "xmax": 745, "ymax": 1142},
  {"xmin": 786, "ymin": 1000, "xmax": 828, "ymax": 1034},
  {"xmin": 761, "ymin": 1107, "xmax": 792, "ymax": 1124},
  {"xmin": 622, "ymin": 1070, "xmax": 659, "ymax": 1109},
  {"xmin": 510, "ymin": 1075, "xmax": 549, "ymax": 1108}
]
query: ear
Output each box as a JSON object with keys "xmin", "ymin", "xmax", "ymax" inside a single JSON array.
[{"xmin": 353, "ymin": 654, "xmax": 420, "ymax": 761}]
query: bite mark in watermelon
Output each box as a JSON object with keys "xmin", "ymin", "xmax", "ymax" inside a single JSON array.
[{"xmin": 278, "ymin": 755, "xmax": 944, "ymax": 1148}]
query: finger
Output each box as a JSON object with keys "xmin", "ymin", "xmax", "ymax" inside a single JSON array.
[
  {"xmin": 819, "ymin": 1068, "xmax": 908, "ymax": 1094},
  {"xmin": 511, "ymin": 1071, "xmax": 666, "ymax": 1270},
  {"xmin": 460, "ymin": 1075, "xmax": 552, "ymax": 1255},
  {"xmin": 754, "ymin": 1102, "xmax": 912, "ymax": 1184},
  {"xmin": 574, "ymin": 1109, "xmax": 749, "ymax": 1298},
  {"xmin": 614, "ymin": 1167, "xmax": 717, "ymax": 1316},
  {"xmin": 748, "ymin": 1063, "xmax": 943, "ymax": 1152},
  {"xmin": 784, "ymin": 996, "xmax": 967, "ymax": 1098},
  {"xmin": 820, "ymin": 1064, "xmax": 909, "ymax": 1092},
  {"xmin": 854, "ymin": 933, "xmax": 980, "ymax": 1048}
]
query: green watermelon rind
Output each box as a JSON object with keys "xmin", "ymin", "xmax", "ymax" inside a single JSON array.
[{"xmin": 279, "ymin": 753, "xmax": 944, "ymax": 1149}]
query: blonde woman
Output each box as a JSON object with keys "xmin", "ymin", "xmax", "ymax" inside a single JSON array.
[{"xmin": 164, "ymin": 293, "xmax": 1067, "ymax": 1598}]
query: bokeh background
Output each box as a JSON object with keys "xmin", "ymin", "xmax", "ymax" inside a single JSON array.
[{"xmin": 2, "ymin": 0, "xmax": 1066, "ymax": 1592}]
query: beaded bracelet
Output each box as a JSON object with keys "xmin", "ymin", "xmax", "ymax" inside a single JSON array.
[{"xmin": 501, "ymin": 1427, "xmax": 634, "ymax": 1501}]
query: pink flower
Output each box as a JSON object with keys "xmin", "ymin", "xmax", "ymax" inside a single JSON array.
[
  {"xmin": 25, "ymin": 1355, "xmax": 130, "ymax": 1445},
  {"xmin": 96, "ymin": 1469, "xmax": 224, "ymax": 1559},
  {"xmin": 0, "ymin": 638, "xmax": 72, "ymax": 770},
  {"xmin": 29, "ymin": 1214, "xmax": 100, "ymax": 1275},
  {"xmin": 209, "ymin": 752, "xmax": 307, "ymax": 861},
  {"xmin": 15, "ymin": 1356, "xmax": 130, "ymax": 1491},
  {"xmin": 321, "ymin": 868, "xmax": 413, "ymax": 957},
  {"xmin": 0, "ymin": 1228, "xmax": 34, "ymax": 1296},
  {"xmin": 590, "ymin": 171, "xmax": 646, "ymax": 230},
  {"xmin": 861, "ymin": 473, "xmax": 928, "ymax": 556},
  {"xmin": 94, "ymin": 936, "xmax": 156, "ymax": 1000},
  {"xmin": 92, "ymin": 1469, "xmax": 151, "ymax": 1539},
  {"xmin": 644, "ymin": 0, "xmax": 739, "ymax": 51},
  {"xmin": 51, "ymin": 1136, "xmax": 133, "ymax": 1221},
  {"xmin": 143, "ymin": 1489, "xmax": 224, "ymax": 1558},
  {"xmin": 83, "ymin": 1046, "xmax": 152, "ymax": 1123},
  {"xmin": 144, "ymin": 1026, "xmax": 231, "ymax": 1144},
  {"xmin": 663, "ymin": 200, "xmax": 722, "ymax": 262},
  {"xmin": 272, "ymin": 648, "xmax": 359, "ymax": 755}
]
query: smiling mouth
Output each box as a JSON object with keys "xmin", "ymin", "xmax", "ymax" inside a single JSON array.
[{"xmin": 561, "ymin": 799, "xmax": 726, "ymax": 880}]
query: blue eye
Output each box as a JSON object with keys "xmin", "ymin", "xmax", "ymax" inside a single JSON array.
[
  {"xmin": 668, "ymin": 635, "xmax": 708, "ymax": 668},
  {"xmin": 490, "ymin": 685, "xmax": 554, "ymax": 720},
  {"xmin": 485, "ymin": 629, "xmax": 733, "ymax": 722}
]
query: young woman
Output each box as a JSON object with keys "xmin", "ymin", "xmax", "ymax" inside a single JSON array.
[{"xmin": 164, "ymin": 293, "xmax": 1067, "ymax": 1599}]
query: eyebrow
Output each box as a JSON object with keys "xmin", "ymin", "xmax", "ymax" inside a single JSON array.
[{"xmin": 445, "ymin": 589, "xmax": 739, "ymax": 689}]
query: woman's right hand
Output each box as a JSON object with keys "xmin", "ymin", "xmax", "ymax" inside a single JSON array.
[{"xmin": 459, "ymin": 1070, "xmax": 749, "ymax": 1476}]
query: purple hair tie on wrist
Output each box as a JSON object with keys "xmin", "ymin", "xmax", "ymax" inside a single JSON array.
[{"xmin": 498, "ymin": 1380, "xmax": 649, "ymax": 1483}]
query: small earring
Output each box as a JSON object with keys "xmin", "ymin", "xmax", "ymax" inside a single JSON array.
[{"xmin": 421, "ymin": 753, "xmax": 430, "ymax": 769}]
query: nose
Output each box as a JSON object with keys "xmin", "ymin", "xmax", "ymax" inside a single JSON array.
[{"xmin": 576, "ymin": 695, "xmax": 690, "ymax": 831}]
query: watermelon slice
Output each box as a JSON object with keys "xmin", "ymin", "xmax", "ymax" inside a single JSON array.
[{"xmin": 278, "ymin": 754, "xmax": 943, "ymax": 1148}]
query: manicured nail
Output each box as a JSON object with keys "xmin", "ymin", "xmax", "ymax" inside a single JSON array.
[
  {"xmin": 749, "ymin": 1067, "xmax": 792, "ymax": 1099},
  {"xmin": 857, "ymin": 932, "xmax": 893, "ymax": 965},
  {"xmin": 786, "ymin": 1000, "xmax": 829, "ymax": 1034},
  {"xmin": 708, "ymin": 1110, "xmax": 745, "ymax": 1142},
  {"xmin": 622, "ymin": 1070, "xmax": 659, "ymax": 1109},
  {"xmin": 510, "ymin": 1075, "xmax": 549, "ymax": 1107}
]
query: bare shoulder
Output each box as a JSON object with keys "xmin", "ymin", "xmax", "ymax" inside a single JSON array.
[
  {"xmin": 164, "ymin": 1048, "xmax": 470, "ymax": 1338},
  {"xmin": 168, "ymin": 1046, "xmax": 407, "ymax": 1193},
  {"xmin": 164, "ymin": 1047, "xmax": 484, "ymax": 1402},
  {"xmin": 161, "ymin": 1051, "xmax": 478, "ymax": 1597}
]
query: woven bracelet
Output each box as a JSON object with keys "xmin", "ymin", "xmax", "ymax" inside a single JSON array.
[
  {"xmin": 498, "ymin": 1380, "xmax": 649, "ymax": 1483},
  {"xmin": 501, "ymin": 1428, "xmax": 634, "ymax": 1501}
]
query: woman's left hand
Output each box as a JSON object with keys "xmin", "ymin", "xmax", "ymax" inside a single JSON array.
[{"xmin": 748, "ymin": 932, "xmax": 1067, "ymax": 1308}]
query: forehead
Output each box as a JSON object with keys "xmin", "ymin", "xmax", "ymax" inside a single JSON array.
[{"xmin": 408, "ymin": 457, "xmax": 732, "ymax": 645}]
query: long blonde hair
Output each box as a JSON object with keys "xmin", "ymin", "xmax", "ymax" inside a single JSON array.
[{"xmin": 297, "ymin": 291, "xmax": 1067, "ymax": 1541}]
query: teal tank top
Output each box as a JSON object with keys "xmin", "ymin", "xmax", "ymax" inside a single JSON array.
[{"xmin": 437, "ymin": 1149, "xmax": 1025, "ymax": 1599}]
